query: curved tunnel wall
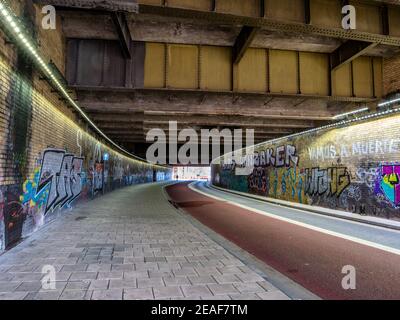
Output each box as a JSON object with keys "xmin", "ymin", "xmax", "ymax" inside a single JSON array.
[
  {"xmin": 211, "ymin": 114, "xmax": 400, "ymax": 222},
  {"xmin": 0, "ymin": 2, "xmax": 171, "ymax": 252}
]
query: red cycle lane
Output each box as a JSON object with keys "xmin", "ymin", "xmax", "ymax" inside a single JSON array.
[{"xmin": 166, "ymin": 182, "xmax": 400, "ymax": 300}]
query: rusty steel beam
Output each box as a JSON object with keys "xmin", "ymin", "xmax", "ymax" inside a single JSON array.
[
  {"xmin": 304, "ymin": 0, "xmax": 311, "ymax": 24},
  {"xmin": 232, "ymin": 26, "xmax": 260, "ymax": 64},
  {"xmin": 381, "ymin": 4, "xmax": 390, "ymax": 36},
  {"xmin": 138, "ymin": 4, "xmax": 400, "ymax": 46},
  {"xmin": 111, "ymin": 12, "xmax": 132, "ymax": 59},
  {"xmin": 87, "ymin": 112, "xmax": 326, "ymax": 127},
  {"xmin": 33, "ymin": 0, "xmax": 139, "ymax": 12},
  {"xmin": 93, "ymin": 118, "xmax": 316, "ymax": 129},
  {"xmin": 72, "ymin": 86, "xmax": 376, "ymax": 103},
  {"xmin": 330, "ymin": 40, "xmax": 378, "ymax": 71}
]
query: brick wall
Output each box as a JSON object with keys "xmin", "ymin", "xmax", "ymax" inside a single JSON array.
[
  {"xmin": 383, "ymin": 54, "xmax": 400, "ymax": 96},
  {"xmin": 212, "ymin": 114, "xmax": 400, "ymax": 221},
  {"xmin": 0, "ymin": 1, "xmax": 171, "ymax": 252}
]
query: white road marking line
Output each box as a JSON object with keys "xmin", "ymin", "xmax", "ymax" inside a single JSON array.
[
  {"xmin": 210, "ymin": 184, "xmax": 400, "ymax": 234},
  {"xmin": 188, "ymin": 182, "xmax": 400, "ymax": 256}
]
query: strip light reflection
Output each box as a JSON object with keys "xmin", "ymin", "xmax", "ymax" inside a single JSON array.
[
  {"xmin": 378, "ymin": 97, "xmax": 400, "ymax": 108},
  {"xmin": 213, "ymin": 103, "xmax": 400, "ymax": 164},
  {"xmin": 332, "ymin": 107, "xmax": 369, "ymax": 120},
  {"xmin": 0, "ymin": 1, "xmax": 165, "ymax": 167}
]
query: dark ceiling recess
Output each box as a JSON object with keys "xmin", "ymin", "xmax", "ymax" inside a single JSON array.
[
  {"xmin": 66, "ymin": 39, "xmax": 145, "ymax": 88},
  {"xmin": 34, "ymin": 0, "xmax": 400, "ymax": 164}
]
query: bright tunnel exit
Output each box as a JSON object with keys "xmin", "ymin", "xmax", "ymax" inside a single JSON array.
[{"xmin": 173, "ymin": 166, "xmax": 211, "ymax": 181}]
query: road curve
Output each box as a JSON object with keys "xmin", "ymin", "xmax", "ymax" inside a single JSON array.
[{"xmin": 165, "ymin": 181, "xmax": 400, "ymax": 300}]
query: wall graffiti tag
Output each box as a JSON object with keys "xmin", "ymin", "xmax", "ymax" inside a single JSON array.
[
  {"xmin": 304, "ymin": 167, "xmax": 351, "ymax": 198},
  {"xmin": 376, "ymin": 164, "xmax": 400, "ymax": 207},
  {"xmin": 248, "ymin": 167, "xmax": 268, "ymax": 195},
  {"xmin": 21, "ymin": 149, "xmax": 83, "ymax": 215}
]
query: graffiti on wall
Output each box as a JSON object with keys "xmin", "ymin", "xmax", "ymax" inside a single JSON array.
[
  {"xmin": 254, "ymin": 145, "xmax": 299, "ymax": 168},
  {"xmin": 304, "ymin": 167, "xmax": 351, "ymax": 198},
  {"xmin": 20, "ymin": 148, "xmax": 83, "ymax": 218},
  {"xmin": 248, "ymin": 168, "xmax": 268, "ymax": 195},
  {"xmin": 91, "ymin": 142, "xmax": 104, "ymax": 195},
  {"xmin": 222, "ymin": 144, "xmax": 299, "ymax": 171},
  {"xmin": 0, "ymin": 189, "xmax": 3, "ymax": 250},
  {"xmin": 375, "ymin": 164, "xmax": 400, "ymax": 207},
  {"xmin": 281, "ymin": 166, "xmax": 305, "ymax": 204}
]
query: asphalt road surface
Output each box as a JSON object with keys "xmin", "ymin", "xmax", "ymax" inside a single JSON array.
[{"xmin": 166, "ymin": 181, "xmax": 400, "ymax": 300}]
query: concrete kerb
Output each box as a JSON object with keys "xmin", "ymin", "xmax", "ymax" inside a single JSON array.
[{"xmin": 208, "ymin": 183, "xmax": 400, "ymax": 232}]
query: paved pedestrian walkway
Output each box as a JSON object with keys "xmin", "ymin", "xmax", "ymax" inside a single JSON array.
[{"xmin": 0, "ymin": 182, "xmax": 290, "ymax": 300}]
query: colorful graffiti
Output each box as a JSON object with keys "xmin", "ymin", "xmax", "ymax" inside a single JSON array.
[
  {"xmin": 223, "ymin": 144, "xmax": 299, "ymax": 171},
  {"xmin": 254, "ymin": 144, "xmax": 299, "ymax": 168},
  {"xmin": 281, "ymin": 166, "xmax": 305, "ymax": 204},
  {"xmin": 304, "ymin": 167, "xmax": 351, "ymax": 198},
  {"xmin": 376, "ymin": 164, "xmax": 400, "ymax": 207},
  {"xmin": 20, "ymin": 149, "xmax": 84, "ymax": 216},
  {"xmin": 0, "ymin": 189, "xmax": 3, "ymax": 250},
  {"xmin": 0, "ymin": 144, "xmax": 171, "ymax": 252},
  {"xmin": 248, "ymin": 168, "xmax": 268, "ymax": 195}
]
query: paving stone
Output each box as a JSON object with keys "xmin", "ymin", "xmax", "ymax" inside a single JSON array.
[
  {"xmin": 235, "ymin": 273, "xmax": 265, "ymax": 283},
  {"xmin": 163, "ymin": 277, "xmax": 191, "ymax": 286},
  {"xmin": 59, "ymin": 290, "xmax": 88, "ymax": 300},
  {"xmin": 200, "ymin": 295, "xmax": 231, "ymax": 300},
  {"xmin": 213, "ymin": 274, "xmax": 241, "ymax": 284},
  {"xmin": 233, "ymin": 282, "xmax": 266, "ymax": 293},
  {"xmin": 88, "ymin": 280, "xmax": 109, "ymax": 290},
  {"xmin": 65, "ymin": 280, "xmax": 91, "ymax": 290},
  {"xmin": 15, "ymin": 281, "xmax": 42, "ymax": 292},
  {"xmin": 0, "ymin": 292, "xmax": 28, "ymax": 300},
  {"xmin": 149, "ymin": 270, "xmax": 174, "ymax": 278},
  {"xmin": 9, "ymin": 273, "xmax": 43, "ymax": 282},
  {"xmin": 40, "ymin": 281, "xmax": 67, "ymax": 292},
  {"xmin": 32, "ymin": 290, "xmax": 63, "ymax": 300},
  {"xmin": 144, "ymin": 257, "xmax": 167, "ymax": 263},
  {"xmin": 207, "ymin": 284, "xmax": 239, "ymax": 295},
  {"xmin": 69, "ymin": 272, "xmax": 98, "ymax": 281},
  {"xmin": 87, "ymin": 264, "xmax": 112, "ymax": 272},
  {"xmin": 7, "ymin": 265, "xmax": 37, "ymax": 272},
  {"xmin": 60, "ymin": 264, "xmax": 88, "ymax": 272},
  {"xmin": 257, "ymin": 291, "xmax": 291, "ymax": 300},
  {"xmin": 181, "ymin": 285, "xmax": 212, "ymax": 297},
  {"xmin": 153, "ymin": 286, "xmax": 183, "ymax": 299},
  {"xmin": 229, "ymin": 293, "xmax": 261, "ymax": 300},
  {"xmin": 217, "ymin": 266, "xmax": 243, "ymax": 274},
  {"xmin": 111, "ymin": 264, "xmax": 134, "ymax": 272},
  {"xmin": 134, "ymin": 262, "xmax": 159, "ymax": 271},
  {"xmin": 53, "ymin": 272, "xmax": 72, "ymax": 282},
  {"xmin": 109, "ymin": 279, "xmax": 137, "ymax": 289},
  {"xmin": 137, "ymin": 277, "xmax": 164, "ymax": 289},
  {"xmin": 188, "ymin": 276, "xmax": 216, "ymax": 285},
  {"xmin": 97, "ymin": 272, "xmax": 124, "ymax": 280},
  {"xmin": 124, "ymin": 271, "xmax": 149, "ymax": 279},
  {"xmin": 173, "ymin": 268, "xmax": 197, "ymax": 277},
  {"xmin": 194, "ymin": 267, "xmax": 221, "ymax": 276},
  {"xmin": 123, "ymin": 257, "xmax": 145, "ymax": 264},
  {"xmin": 0, "ymin": 281, "xmax": 22, "ymax": 292},
  {"xmin": 0, "ymin": 183, "xmax": 289, "ymax": 301},
  {"xmin": 124, "ymin": 288, "xmax": 153, "ymax": 300},
  {"xmin": 91, "ymin": 289, "xmax": 123, "ymax": 300}
]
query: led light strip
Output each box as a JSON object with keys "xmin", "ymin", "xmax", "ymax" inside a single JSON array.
[
  {"xmin": 332, "ymin": 107, "xmax": 369, "ymax": 120},
  {"xmin": 0, "ymin": 1, "xmax": 166, "ymax": 168},
  {"xmin": 213, "ymin": 103, "xmax": 400, "ymax": 164},
  {"xmin": 378, "ymin": 97, "xmax": 400, "ymax": 108}
]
